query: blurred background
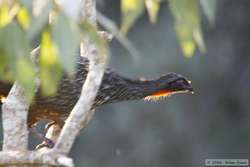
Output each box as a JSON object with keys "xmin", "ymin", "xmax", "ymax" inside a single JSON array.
[
  {"xmin": 2, "ymin": 0, "xmax": 250, "ymax": 166},
  {"xmin": 70, "ymin": 0, "xmax": 250, "ymax": 166}
]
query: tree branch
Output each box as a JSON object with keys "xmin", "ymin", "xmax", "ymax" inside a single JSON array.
[
  {"xmin": 43, "ymin": 0, "xmax": 109, "ymax": 155},
  {"xmin": 52, "ymin": 0, "xmax": 108, "ymax": 154},
  {"xmin": 1, "ymin": 84, "xmax": 29, "ymax": 151},
  {"xmin": 0, "ymin": 151, "xmax": 73, "ymax": 167}
]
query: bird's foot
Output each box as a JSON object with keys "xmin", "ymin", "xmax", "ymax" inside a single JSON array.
[
  {"xmin": 29, "ymin": 126, "xmax": 55, "ymax": 149},
  {"xmin": 44, "ymin": 121, "xmax": 57, "ymax": 134},
  {"xmin": 35, "ymin": 139, "xmax": 54, "ymax": 150}
]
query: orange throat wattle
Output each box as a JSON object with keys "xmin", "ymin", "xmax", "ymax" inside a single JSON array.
[{"xmin": 144, "ymin": 90, "xmax": 173, "ymax": 101}]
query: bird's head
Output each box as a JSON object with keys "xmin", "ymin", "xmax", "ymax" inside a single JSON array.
[{"xmin": 144, "ymin": 72, "xmax": 193, "ymax": 100}]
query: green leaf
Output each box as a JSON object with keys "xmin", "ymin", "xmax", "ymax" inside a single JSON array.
[
  {"xmin": 0, "ymin": 22, "xmax": 30, "ymax": 74},
  {"xmin": 17, "ymin": 6, "xmax": 30, "ymax": 30},
  {"xmin": 175, "ymin": 25, "xmax": 195, "ymax": 57},
  {"xmin": 0, "ymin": 48, "xmax": 14, "ymax": 82},
  {"xmin": 16, "ymin": 56, "xmax": 36, "ymax": 101},
  {"xmin": 51, "ymin": 12, "xmax": 80, "ymax": 74},
  {"xmin": 200, "ymin": 0, "xmax": 217, "ymax": 26},
  {"xmin": 0, "ymin": 28, "xmax": 6, "ymax": 78},
  {"xmin": 145, "ymin": 0, "xmax": 160, "ymax": 24},
  {"xmin": 27, "ymin": 0, "xmax": 52, "ymax": 40},
  {"xmin": 40, "ymin": 29, "xmax": 62, "ymax": 96},
  {"xmin": 0, "ymin": 21, "xmax": 35, "ymax": 100},
  {"xmin": 121, "ymin": 0, "xmax": 144, "ymax": 34},
  {"xmin": 0, "ymin": 3, "xmax": 20, "ymax": 28},
  {"xmin": 0, "ymin": 3, "xmax": 12, "ymax": 27},
  {"xmin": 169, "ymin": 0, "xmax": 205, "ymax": 57},
  {"xmin": 79, "ymin": 21, "xmax": 108, "ymax": 62},
  {"xmin": 0, "ymin": 48, "xmax": 11, "ymax": 82}
]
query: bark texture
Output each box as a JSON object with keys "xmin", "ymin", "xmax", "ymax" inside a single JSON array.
[
  {"xmin": 0, "ymin": 151, "xmax": 73, "ymax": 167},
  {"xmin": 2, "ymin": 84, "xmax": 29, "ymax": 151}
]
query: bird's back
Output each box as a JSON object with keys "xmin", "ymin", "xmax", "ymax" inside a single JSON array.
[{"xmin": 1, "ymin": 57, "xmax": 134, "ymax": 126}]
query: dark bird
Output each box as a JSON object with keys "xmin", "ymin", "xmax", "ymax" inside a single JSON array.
[{"xmin": 0, "ymin": 57, "xmax": 193, "ymax": 145}]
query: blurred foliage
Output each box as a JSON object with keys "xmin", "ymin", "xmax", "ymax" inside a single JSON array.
[
  {"xmin": 145, "ymin": 0, "xmax": 160, "ymax": 24},
  {"xmin": 16, "ymin": 6, "xmax": 30, "ymax": 30},
  {"xmin": 0, "ymin": 0, "xmax": 107, "ymax": 100},
  {"xmin": 120, "ymin": 0, "xmax": 217, "ymax": 56},
  {"xmin": 200, "ymin": 0, "xmax": 217, "ymax": 26},
  {"xmin": 0, "ymin": 0, "xmax": 216, "ymax": 100},
  {"xmin": 121, "ymin": 0, "xmax": 144, "ymax": 34},
  {"xmin": 168, "ymin": 0, "xmax": 205, "ymax": 57},
  {"xmin": 40, "ymin": 29, "xmax": 62, "ymax": 96}
]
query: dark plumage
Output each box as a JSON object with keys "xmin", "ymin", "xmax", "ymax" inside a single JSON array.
[{"xmin": 0, "ymin": 57, "xmax": 193, "ymax": 127}]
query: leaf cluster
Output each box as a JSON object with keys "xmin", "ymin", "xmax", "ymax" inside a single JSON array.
[
  {"xmin": 120, "ymin": 0, "xmax": 217, "ymax": 57},
  {"xmin": 0, "ymin": 0, "xmax": 107, "ymax": 100}
]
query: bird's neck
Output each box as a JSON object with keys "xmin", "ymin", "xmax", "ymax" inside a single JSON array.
[
  {"xmin": 106, "ymin": 79, "xmax": 159, "ymax": 103},
  {"xmin": 127, "ymin": 80, "xmax": 159, "ymax": 99}
]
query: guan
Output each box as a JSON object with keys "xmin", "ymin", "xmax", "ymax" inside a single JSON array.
[{"xmin": 0, "ymin": 57, "xmax": 193, "ymax": 146}]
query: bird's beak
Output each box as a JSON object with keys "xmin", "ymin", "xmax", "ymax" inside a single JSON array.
[
  {"xmin": 183, "ymin": 80, "xmax": 194, "ymax": 93},
  {"xmin": 170, "ymin": 78, "xmax": 194, "ymax": 94}
]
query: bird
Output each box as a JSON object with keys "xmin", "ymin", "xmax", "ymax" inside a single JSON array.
[{"xmin": 0, "ymin": 57, "xmax": 193, "ymax": 146}]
